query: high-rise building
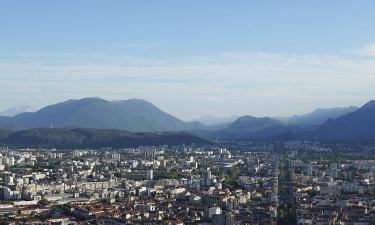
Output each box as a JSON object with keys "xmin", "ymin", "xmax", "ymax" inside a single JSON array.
[
  {"xmin": 146, "ymin": 169, "xmax": 154, "ymax": 180},
  {"xmin": 112, "ymin": 153, "xmax": 121, "ymax": 160},
  {"xmin": 4, "ymin": 175, "xmax": 14, "ymax": 185},
  {"xmin": 203, "ymin": 168, "xmax": 212, "ymax": 179},
  {"xmin": 8, "ymin": 157, "xmax": 15, "ymax": 166},
  {"xmin": 209, "ymin": 206, "xmax": 222, "ymax": 218},
  {"xmin": 1, "ymin": 187, "xmax": 12, "ymax": 200},
  {"xmin": 72, "ymin": 150, "xmax": 82, "ymax": 158},
  {"xmin": 145, "ymin": 149, "xmax": 156, "ymax": 159},
  {"xmin": 212, "ymin": 212, "xmax": 235, "ymax": 225}
]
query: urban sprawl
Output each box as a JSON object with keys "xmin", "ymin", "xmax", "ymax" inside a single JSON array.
[{"xmin": 1, "ymin": 141, "xmax": 375, "ymax": 225}]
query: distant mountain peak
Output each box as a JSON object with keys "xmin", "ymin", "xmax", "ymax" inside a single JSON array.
[
  {"xmin": 0, "ymin": 97, "xmax": 205, "ymax": 132},
  {"xmin": 82, "ymin": 96, "xmax": 103, "ymax": 100},
  {"xmin": 127, "ymin": 98, "xmax": 147, "ymax": 102},
  {"xmin": 204, "ymin": 115, "xmax": 288, "ymax": 140},
  {"xmin": 315, "ymin": 100, "xmax": 375, "ymax": 139},
  {"xmin": 0, "ymin": 105, "xmax": 38, "ymax": 117},
  {"xmin": 238, "ymin": 115, "xmax": 256, "ymax": 120},
  {"xmin": 115, "ymin": 98, "xmax": 151, "ymax": 105},
  {"xmin": 191, "ymin": 115, "xmax": 239, "ymax": 126},
  {"xmin": 77, "ymin": 97, "xmax": 105, "ymax": 102},
  {"xmin": 235, "ymin": 115, "xmax": 261, "ymax": 122},
  {"xmin": 286, "ymin": 106, "xmax": 358, "ymax": 127},
  {"xmin": 361, "ymin": 100, "xmax": 375, "ymax": 110},
  {"xmin": 235, "ymin": 115, "xmax": 275, "ymax": 123}
]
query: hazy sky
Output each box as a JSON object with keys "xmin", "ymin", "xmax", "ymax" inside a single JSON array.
[{"xmin": 1, "ymin": 1, "xmax": 375, "ymax": 120}]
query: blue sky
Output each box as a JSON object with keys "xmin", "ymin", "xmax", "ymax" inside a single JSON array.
[{"xmin": 1, "ymin": 1, "xmax": 375, "ymax": 119}]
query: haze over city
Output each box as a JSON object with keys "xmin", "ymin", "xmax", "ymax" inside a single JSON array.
[{"xmin": 1, "ymin": 1, "xmax": 375, "ymax": 120}]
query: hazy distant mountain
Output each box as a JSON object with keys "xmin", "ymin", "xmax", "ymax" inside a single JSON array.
[
  {"xmin": 2, "ymin": 97, "xmax": 373, "ymax": 141},
  {"xmin": 188, "ymin": 102, "xmax": 375, "ymax": 141},
  {"xmin": 0, "ymin": 105, "xmax": 37, "ymax": 117},
  {"xmin": 0, "ymin": 97, "xmax": 205, "ymax": 132},
  {"xmin": 0, "ymin": 128, "xmax": 210, "ymax": 148},
  {"xmin": 286, "ymin": 106, "xmax": 358, "ymax": 127},
  {"xmin": 192, "ymin": 115, "xmax": 239, "ymax": 126},
  {"xmin": 313, "ymin": 100, "xmax": 375, "ymax": 139},
  {"xmin": 204, "ymin": 116, "xmax": 290, "ymax": 139}
]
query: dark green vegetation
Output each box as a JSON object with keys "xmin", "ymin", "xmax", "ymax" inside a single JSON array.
[
  {"xmin": 0, "ymin": 129, "xmax": 12, "ymax": 139},
  {"xmin": 278, "ymin": 207, "xmax": 295, "ymax": 225},
  {"xmin": 154, "ymin": 169, "xmax": 182, "ymax": 180},
  {"xmin": 0, "ymin": 97, "xmax": 204, "ymax": 132},
  {"xmin": 222, "ymin": 167, "xmax": 241, "ymax": 189},
  {"xmin": 0, "ymin": 128, "xmax": 211, "ymax": 148}
]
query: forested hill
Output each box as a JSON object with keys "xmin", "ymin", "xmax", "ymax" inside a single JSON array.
[{"xmin": 0, "ymin": 128, "xmax": 211, "ymax": 149}]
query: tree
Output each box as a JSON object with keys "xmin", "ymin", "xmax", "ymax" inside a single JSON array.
[{"xmin": 39, "ymin": 197, "xmax": 50, "ymax": 206}]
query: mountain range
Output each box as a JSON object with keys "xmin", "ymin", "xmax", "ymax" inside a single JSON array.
[
  {"xmin": 206, "ymin": 116, "xmax": 289, "ymax": 140},
  {"xmin": 189, "ymin": 101, "xmax": 375, "ymax": 141},
  {"xmin": 283, "ymin": 106, "xmax": 358, "ymax": 128},
  {"xmin": 312, "ymin": 100, "xmax": 375, "ymax": 140},
  {"xmin": 188, "ymin": 105, "xmax": 367, "ymax": 140},
  {"xmin": 0, "ymin": 98, "xmax": 204, "ymax": 132},
  {"xmin": 0, "ymin": 97, "xmax": 374, "ymax": 142}
]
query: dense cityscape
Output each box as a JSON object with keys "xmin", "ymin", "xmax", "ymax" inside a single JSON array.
[
  {"xmin": 0, "ymin": 141, "xmax": 374, "ymax": 225},
  {"xmin": 2, "ymin": 1, "xmax": 375, "ymax": 225}
]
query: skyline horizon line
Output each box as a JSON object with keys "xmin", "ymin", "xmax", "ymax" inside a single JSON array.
[{"xmin": 0, "ymin": 96, "xmax": 369, "ymax": 121}]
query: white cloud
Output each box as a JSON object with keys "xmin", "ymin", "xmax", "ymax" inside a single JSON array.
[
  {"xmin": 354, "ymin": 43, "xmax": 375, "ymax": 57},
  {"xmin": 0, "ymin": 51, "xmax": 374, "ymax": 119}
]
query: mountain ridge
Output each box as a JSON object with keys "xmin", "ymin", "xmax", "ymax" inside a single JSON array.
[
  {"xmin": 0, "ymin": 128, "xmax": 211, "ymax": 149},
  {"xmin": 0, "ymin": 97, "xmax": 205, "ymax": 132},
  {"xmin": 1, "ymin": 97, "xmax": 372, "ymax": 141},
  {"xmin": 283, "ymin": 106, "xmax": 358, "ymax": 127},
  {"xmin": 191, "ymin": 115, "xmax": 239, "ymax": 126},
  {"xmin": 312, "ymin": 100, "xmax": 375, "ymax": 139}
]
